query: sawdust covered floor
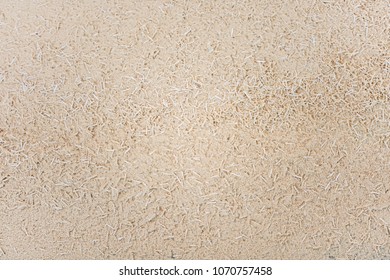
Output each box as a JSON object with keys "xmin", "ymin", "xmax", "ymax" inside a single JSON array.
[{"xmin": 0, "ymin": 0, "xmax": 389, "ymax": 259}]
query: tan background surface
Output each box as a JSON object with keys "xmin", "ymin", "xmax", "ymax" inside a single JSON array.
[{"xmin": 0, "ymin": 0, "xmax": 389, "ymax": 259}]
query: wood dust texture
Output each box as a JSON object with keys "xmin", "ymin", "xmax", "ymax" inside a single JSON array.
[{"xmin": 0, "ymin": 0, "xmax": 389, "ymax": 259}]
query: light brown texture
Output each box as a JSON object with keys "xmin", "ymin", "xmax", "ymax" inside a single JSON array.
[{"xmin": 0, "ymin": 0, "xmax": 389, "ymax": 259}]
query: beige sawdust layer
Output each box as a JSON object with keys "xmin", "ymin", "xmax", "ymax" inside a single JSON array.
[{"xmin": 0, "ymin": 0, "xmax": 389, "ymax": 259}]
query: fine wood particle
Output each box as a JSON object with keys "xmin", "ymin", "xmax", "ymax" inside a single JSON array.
[{"xmin": 0, "ymin": 0, "xmax": 389, "ymax": 259}]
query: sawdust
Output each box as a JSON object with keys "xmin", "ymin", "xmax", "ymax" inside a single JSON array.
[{"xmin": 0, "ymin": 0, "xmax": 389, "ymax": 259}]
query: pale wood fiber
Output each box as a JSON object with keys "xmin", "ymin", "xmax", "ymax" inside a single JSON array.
[{"xmin": 0, "ymin": 0, "xmax": 389, "ymax": 259}]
